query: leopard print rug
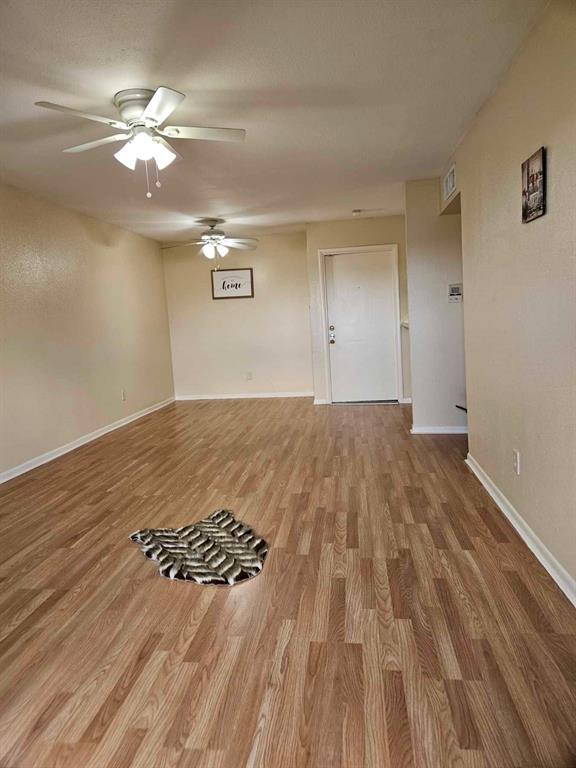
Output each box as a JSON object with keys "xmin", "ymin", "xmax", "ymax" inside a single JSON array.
[{"xmin": 130, "ymin": 510, "xmax": 268, "ymax": 585}]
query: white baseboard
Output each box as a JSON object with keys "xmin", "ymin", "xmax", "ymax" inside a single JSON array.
[
  {"xmin": 313, "ymin": 398, "xmax": 329, "ymax": 405},
  {"xmin": 0, "ymin": 397, "xmax": 175, "ymax": 485},
  {"xmin": 466, "ymin": 453, "xmax": 576, "ymax": 608},
  {"xmin": 411, "ymin": 425, "xmax": 468, "ymax": 434},
  {"xmin": 399, "ymin": 397, "xmax": 412, "ymax": 404},
  {"xmin": 176, "ymin": 391, "xmax": 313, "ymax": 401}
]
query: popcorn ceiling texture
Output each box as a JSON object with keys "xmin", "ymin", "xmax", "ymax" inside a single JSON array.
[{"xmin": 0, "ymin": 0, "xmax": 545, "ymax": 238}]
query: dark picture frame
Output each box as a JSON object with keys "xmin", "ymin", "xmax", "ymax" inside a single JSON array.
[
  {"xmin": 522, "ymin": 146, "xmax": 546, "ymax": 223},
  {"xmin": 211, "ymin": 268, "xmax": 254, "ymax": 300}
]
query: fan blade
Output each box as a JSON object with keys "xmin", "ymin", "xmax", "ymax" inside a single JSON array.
[
  {"xmin": 159, "ymin": 125, "xmax": 245, "ymax": 143},
  {"xmin": 161, "ymin": 241, "xmax": 204, "ymax": 249},
  {"xmin": 222, "ymin": 237, "xmax": 258, "ymax": 250},
  {"xmin": 35, "ymin": 101, "xmax": 128, "ymax": 130},
  {"xmin": 142, "ymin": 87, "xmax": 185, "ymax": 125},
  {"xmin": 63, "ymin": 134, "xmax": 130, "ymax": 153}
]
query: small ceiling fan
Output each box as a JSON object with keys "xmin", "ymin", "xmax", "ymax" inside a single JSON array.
[
  {"xmin": 162, "ymin": 219, "xmax": 258, "ymax": 259},
  {"xmin": 35, "ymin": 87, "xmax": 245, "ymax": 196}
]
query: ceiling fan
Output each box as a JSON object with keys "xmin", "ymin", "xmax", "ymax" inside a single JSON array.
[
  {"xmin": 35, "ymin": 87, "xmax": 245, "ymax": 196},
  {"xmin": 162, "ymin": 219, "xmax": 258, "ymax": 259}
]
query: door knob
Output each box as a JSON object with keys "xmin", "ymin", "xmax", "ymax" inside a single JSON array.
[{"xmin": 329, "ymin": 339, "xmax": 335, "ymax": 344}]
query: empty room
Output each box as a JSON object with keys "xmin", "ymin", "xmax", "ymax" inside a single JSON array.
[{"xmin": 1, "ymin": 1, "xmax": 575, "ymax": 766}]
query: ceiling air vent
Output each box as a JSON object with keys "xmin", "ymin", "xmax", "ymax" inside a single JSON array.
[{"xmin": 442, "ymin": 164, "xmax": 457, "ymax": 202}]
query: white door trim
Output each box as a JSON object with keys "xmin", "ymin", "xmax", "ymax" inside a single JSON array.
[{"xmin": 318, "ymin": 244, "xmax": 403, "ymax": 404}]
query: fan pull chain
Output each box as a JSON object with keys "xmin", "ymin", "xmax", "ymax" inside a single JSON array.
[
  {"xmin": 155, "ymin": 160, "xmax": 162, "ymax": 189},
  {"xmin": 145, "ymin": 160, "xmax": 152, "ymax": 198}
]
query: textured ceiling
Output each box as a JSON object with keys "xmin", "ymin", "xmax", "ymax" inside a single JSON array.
[{"xmin": 0, "ymin": 0, "xmax": 545, "ymax": 240}]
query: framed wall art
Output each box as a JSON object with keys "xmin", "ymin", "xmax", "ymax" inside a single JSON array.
[
  {"xmin": 211, "ymin": 268, "xmax": 254, "ymax": 299},
  {"xmin": 522, "ymin": 146, "xmax": 546, "ymax": 223}
]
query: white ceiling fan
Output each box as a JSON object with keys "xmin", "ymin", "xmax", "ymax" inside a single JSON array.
[
  {"xmin": 35, "ymin": 87, "xmax": 245, "ymax": 196},
  {"xmin": 162, "ymin": 218, "xmax": 258, "ymax": 259}
]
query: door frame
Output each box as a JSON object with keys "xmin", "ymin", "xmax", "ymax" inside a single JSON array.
[{"xmin": 318, "ymin": 244, "xmax": 403, "ymax": 404}]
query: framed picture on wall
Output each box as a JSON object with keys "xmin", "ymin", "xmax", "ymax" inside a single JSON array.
[
  {"xmin": 211, "ymin": 268, "xmax": 254, "ymax": 299},
  {"xmin": 522, "ymin": 147, "xmax": 546, "ymax": 223}
]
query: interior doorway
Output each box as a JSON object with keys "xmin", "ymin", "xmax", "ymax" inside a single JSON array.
[{"xmin": 323, "ymin": 245, "xmax": 402, "ymax": 403}]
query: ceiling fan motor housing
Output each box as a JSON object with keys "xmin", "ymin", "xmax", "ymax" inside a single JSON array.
[
  {"xmin": 202, "ymin": 229, "xmax": 226, "ymax": 241},
  {"xmin": 113, "ymin": 89, "xmax": 156, "ymax": 124}
]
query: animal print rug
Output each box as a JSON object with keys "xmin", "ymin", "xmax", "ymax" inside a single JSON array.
[{"xmin": 130, "ymin": 509, "xmax": 268, "ymax": 585}]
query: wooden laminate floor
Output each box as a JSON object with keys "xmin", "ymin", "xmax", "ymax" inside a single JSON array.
[{"xmin": 0, "ymin": 399, "xmax": 575, "ymax": 768}]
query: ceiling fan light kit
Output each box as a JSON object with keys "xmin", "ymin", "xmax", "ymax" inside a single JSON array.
[
  {"xmin": 113, "ymin": 128, "xmax": 177, "ymax": 175},
  {"xmin": 35, "ymin": 86, "xmax": 246, "ymax": 198},
  {"xmin": 201, "ymin": 241, "xmax": 230, "ymax": 259}
]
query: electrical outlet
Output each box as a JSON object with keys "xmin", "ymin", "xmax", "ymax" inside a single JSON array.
[
  {"xmin": 246, "ymin": 371, "xmax": 253, "ymax": 381},
  {"xmin": 121, "ymin": 389, "xmax": 127, "ymax": 402},
  {"xmin": 513, "ymin": 449, "xmax": 520, "ymax": 475}
]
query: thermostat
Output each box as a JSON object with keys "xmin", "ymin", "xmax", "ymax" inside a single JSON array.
[{"xmin": 448, "ymin": 283, "xmax": 463, "ymax": 302}]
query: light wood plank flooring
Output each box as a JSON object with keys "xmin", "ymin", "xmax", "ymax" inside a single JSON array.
[{"xmin": 0, "ymin": 399, "xmax": 575, "ymax": 768}]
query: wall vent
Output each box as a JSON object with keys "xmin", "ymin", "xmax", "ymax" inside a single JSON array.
[{"xmin": 442, "ymin": 164, "xmax": 457, "ymax": 202}]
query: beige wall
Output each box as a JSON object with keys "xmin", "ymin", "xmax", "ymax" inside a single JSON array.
[
  {"xmin": 306, "ymin": 216, "xmax": 410, "ymax": 401},
  {"xmin": 405, "ymin": 180, "xmax": 467, "ymax": 430},
  {"xmin": 163, "ymin": 232, "xmax": 313, "ymax": 397},
  {"xmin": 0, "ymin": 183, "xmax": 174, "ymax": 475},
  {"xmin": 455, "ymin": 0, "xmax": 576, "ymax": 579}
]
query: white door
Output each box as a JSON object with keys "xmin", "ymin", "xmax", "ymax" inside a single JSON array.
[{"xmin": 325, "ymin": 249, "xmax": 400, "ymax": 402}]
